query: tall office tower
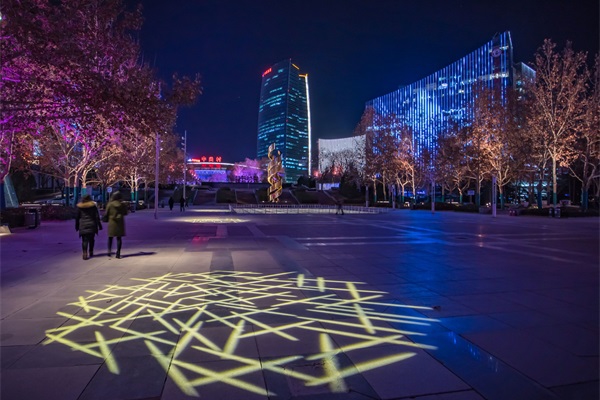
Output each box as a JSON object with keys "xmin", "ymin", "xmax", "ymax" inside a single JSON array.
[
  {"xmin": 367, "ymin": 31, "xmax": 530, "ymax": 159},
  {"xmin": 257, "ymin": 59, "xmax": 311, "ymax": 183}
]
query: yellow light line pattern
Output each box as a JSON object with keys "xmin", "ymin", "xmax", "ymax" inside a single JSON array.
[{"xmin": 45, "ymin": 271, "xmax": 438, "ymax": 397}]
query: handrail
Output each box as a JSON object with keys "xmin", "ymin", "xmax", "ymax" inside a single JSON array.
[{"xmin": 229, "ymin": 203, "xmax": 387, "ymax": 214}]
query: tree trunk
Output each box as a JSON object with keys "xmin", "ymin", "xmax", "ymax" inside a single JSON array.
[
  {"xmin": 0, "ymin": 180, "xmax": 5, "ymax": 211},
  {"xmin": 373, "ymin": 181, "xmax": 377, "ymax": 204},
  {"xmin": 581, "ymin": 189, "xmax": 588, "ymax": 211},
  {"xmin": 552, "ymin": 157, "xmax": 558, "ymax": 207}
]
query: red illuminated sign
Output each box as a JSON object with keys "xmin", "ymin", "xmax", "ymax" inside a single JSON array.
[
  {"xmin": 190, "ymin": 156, "xmax": 223, "ymax": 163},
  {"xmin": 262, "ymin": 67, "xmax": 272, "ymax": 77}
]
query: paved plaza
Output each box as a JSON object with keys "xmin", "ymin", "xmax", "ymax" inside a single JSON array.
[{"xmin": 0, "ymin": 206, "xmax": 598, "ymax": 400}]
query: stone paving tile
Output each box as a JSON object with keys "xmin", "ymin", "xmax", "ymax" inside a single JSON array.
[
  {"xmin": 1, "ymin": 365, "xmax": 99, "ymax": 400},
  {"xmin": 0, "ymin": 317, "xmax": 68, "ymax": 346},
  {"xmin": 0, "ymin": 344, "xmax": 34, "ymax": 368},
  {"xmin": 77, "ymin": 355, "xmax": 166, "ymax": 400},
  {"xmin": 347, "ymin": 345, "xmax": 470, "ymax": 399},
  {"xmin": 416, "ymin": 391, "xmax": 486, "ymax": 400},
  {"xmin": 438, "ymin": 315, "xmax": 513, "ymax": 334},
  {"xmin": 9, "ymin": 342, "xmax": 105, "ymax": 369},
  {"xmin": 261, "ymin": 352, "xmax": 380, "ymax": 400},
  {"xmin": 550, "ymin": 381, "xmax": 600, "ymax": 400},
  {"xmin": 518, "ymin": 324, "xmax": 599, "ymax": 357},
  {"xmin": 488, "ymin": 309, "xmax": 567, "ymax": 329},
  {"xmin": 463, "ymin": 329, "xmax": 599, "ymax": 387},
  {"xmin": 162, "ymin": 359, "xmax": 270, "ymax": 399}
]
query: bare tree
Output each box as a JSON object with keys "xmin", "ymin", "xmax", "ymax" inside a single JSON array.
[
  {"xmin": 561, "ymin": 54, "xmax": 600, "ymax": 210},
  {"xmin": 396, "ymin": 124, "xmax": 423, "ymax": 205},
  {"xmin": 472, "ymin": 86, "xmax": 525, "ymax": 208},
  {"xmin": 527, "ymin": 39, "xmax": 589, "ymax": 207},
  {"xmin": 436, "ymin": 122, "xmax": 472, "ymax": 203}
]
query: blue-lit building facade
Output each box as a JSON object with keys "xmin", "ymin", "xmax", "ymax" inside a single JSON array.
[
  {"xmin": 257, "ymin": 59, "xmax": 311, "ymax": 183},
  {"xmin": 366, "ymin": 31, "xmax": 531, "ymax": 158}
]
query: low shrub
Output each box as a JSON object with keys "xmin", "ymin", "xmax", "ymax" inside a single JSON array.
[
  {"xmin": 520, "ymin": 208, "xmax": 550, "ymax": 217},
  {"xmin": 0, "ymin": 205, "xmax": 77, "ymax": 227},
  {"xmin": 216, "ymin": 187, "xmax": 236, "ymax": 203},
  {"xmin": 0, "ymin": 207, "xmax": 27, "ymax": 227},
  {"xmin": 455, "ymin": 204, "xmax": 480, "ymax": 213},
  {"xmin": 411, "ymin": 202, "xmax": 479, "ymax": 212},
  {"xmin": 41, "ymin": 205, "xmax": 78, "ymax": 220},
  {"xmin": 256, "ymin": 188, "xmax": 268, "ymax": 203},
  {"xmin": 560, "ymin": 208, "xmax": 599, "ymax": 218},
  {"xmin": 293, "ymin": 190, "xmax": 318, "ymax": 204}
]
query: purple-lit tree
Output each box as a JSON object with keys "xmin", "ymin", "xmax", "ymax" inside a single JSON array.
[
  {"xmin": 231, "ymin": 158, "xmax": 265, "ymax": 183},
  {"xmin": 1, "ymin": 0, "xmax": 201, "ymax": 209}
]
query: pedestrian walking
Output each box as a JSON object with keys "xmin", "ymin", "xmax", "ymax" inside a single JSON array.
[
  {"xmin": 335, "ymin": 199, "xmax": 344, "ymax": 215},
  {"xmin": 168, "ymin": 196, "xmax": 174, "ymax": 211},
  {"xmin": 103, "ymin": 191, "xmax": 128, "ymax": 259},
  {"xmin": 180, "ymin": 196, "xmax": 185, "ymax": 212},
  {"xmin": 75, "ymin": 194, "xmax": 102, "ymax": 260}
]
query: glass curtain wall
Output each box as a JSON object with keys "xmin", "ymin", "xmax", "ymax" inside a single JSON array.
[{"xmin": 366, "ymin": 31, "xmax": 514, "ymax": 158}]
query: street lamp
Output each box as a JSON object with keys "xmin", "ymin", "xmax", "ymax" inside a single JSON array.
[
  {"xmin": 154, "ymin": 131, "xmax": 160, "ymax": 219},
  {"xmin": 182, "ymin": 130, "xmax": 187, "ymax": 202}
]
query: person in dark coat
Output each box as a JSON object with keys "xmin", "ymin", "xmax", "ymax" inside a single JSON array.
[
  {"xmin": 75, "ymin": 194, "xmax": 102, "ymax": 260},
  {"xmin": 335, "ymin": 199, "xmax": 344, "ymax": 215},
  {"xmin": 179, "ymin": 196, "xmax": 185, "ymax": 212},
  {"xmin": 168, "ymin": 196, "xmax": 174, "ymax": 211},
  {"xmin": 104, "ymin": 191, "xmax": 128, "ymax": 258}
]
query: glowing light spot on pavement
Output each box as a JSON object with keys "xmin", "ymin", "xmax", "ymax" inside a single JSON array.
[{"xmin": 45, "ymin": 271, "xmax": 437, "ymax": 397}]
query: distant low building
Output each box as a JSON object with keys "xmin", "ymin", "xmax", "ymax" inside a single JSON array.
[
  {"xmin": 188, "ymin": 157, "xmax": 230, "ymax": 183},
  {"xmin": 317, "ymin": 136, "xmax": 365, "ymax": 173}
]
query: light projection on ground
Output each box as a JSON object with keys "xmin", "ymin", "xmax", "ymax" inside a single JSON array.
[
  {"xmin": 186, "ymin": 217, "xmax": 247, "ymax": 224},
  {"xmin": 45, "ymin": 271, "xmax": 438, "ymax": 397}
]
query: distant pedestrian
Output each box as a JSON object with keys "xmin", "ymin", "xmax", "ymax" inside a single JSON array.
[
  {"xmin": 168, "ymin": 196, "xmax": 174, "ymax": 211},
  {"xmin": 180, "ymin": 196, "xmax": 185, "ymax": 212},
  {"xmin": 104, "ymin": 191, "xmax": 128, "ymax": 259},
  {"xmin": 75, "ymin": 194, "xmax": 102, "ymax": 260},
  {"xmin": 335, "ymin": 199, "xmax": 344, "ymax": 215}
]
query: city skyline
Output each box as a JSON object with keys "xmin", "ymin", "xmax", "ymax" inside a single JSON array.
[{"xmin": 138, "ymin": 0, "xmax": 599, "ymax": 163}]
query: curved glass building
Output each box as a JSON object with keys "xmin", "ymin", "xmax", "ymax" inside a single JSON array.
[
  {"xmin": 366, "ymin": 31, "xmax": 531, "ymax": 157},
  {"xmin": 257, "ymin": 59, "xmax": 311, "ymax": 183}
]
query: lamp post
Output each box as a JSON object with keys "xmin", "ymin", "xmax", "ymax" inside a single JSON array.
[
  {"xmin": 154, "ymin": 132, "xmax": 159, "ymax": 220},
  {"xmin": 431, "ymin": 179, "xmax": 435, "ymax": 214},
  {"xmin": 182, "ymin": 130, "xmax": 187, "ymax": 202},
  {"xmin": 492, "ymin": 174, "xmax": 497, "ymax": 218}
]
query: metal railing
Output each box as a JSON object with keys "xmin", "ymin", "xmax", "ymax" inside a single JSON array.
[{"xmin": 229, "ymin": 204, "xmax": 387, "ymax": 214}]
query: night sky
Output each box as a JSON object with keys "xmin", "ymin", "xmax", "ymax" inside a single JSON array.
[{"xmin": 138, "ymin": 0, "xmax": 599, "ymax": 163}]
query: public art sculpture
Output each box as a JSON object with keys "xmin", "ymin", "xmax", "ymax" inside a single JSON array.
[{"xmin": 267, "ymin": 143, "xmax": 283, "ymax": 202}]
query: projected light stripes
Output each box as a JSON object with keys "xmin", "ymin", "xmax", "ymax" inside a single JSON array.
[{"xmin": 45, "ymin": 271, "xmax": 438, "ymax": 397}]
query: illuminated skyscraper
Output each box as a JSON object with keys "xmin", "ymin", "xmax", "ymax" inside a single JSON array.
[
  {"xmin": 367, "ymin": 31, "xmax": 532, "ymax": 158},
  {"xmin": 257, "ymin": 59, "xmax": 311, "ymax": 183}
]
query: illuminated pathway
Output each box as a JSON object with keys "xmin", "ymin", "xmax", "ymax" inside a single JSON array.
[{"xmin": 0, "ymin": 207, "xmax": 598, "ymax": 399}]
